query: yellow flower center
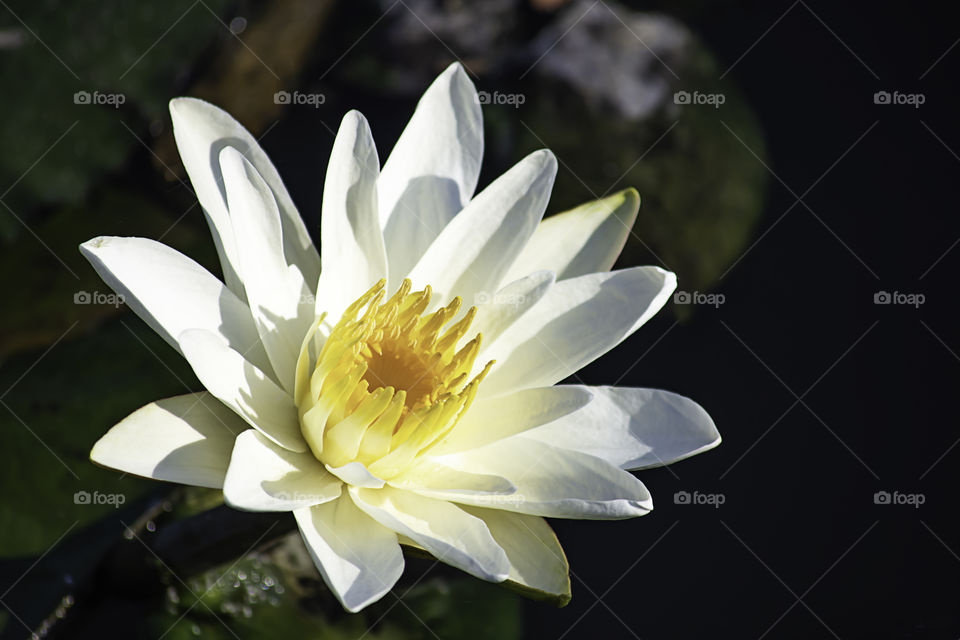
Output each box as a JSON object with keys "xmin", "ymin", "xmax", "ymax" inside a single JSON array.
[{"xmin": 295, "ymin": 279, "xmax": 492, "ymax": 480}]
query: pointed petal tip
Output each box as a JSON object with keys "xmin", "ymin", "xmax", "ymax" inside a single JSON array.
[
  {"xmin": 532, "ymin": 148, "xmax": 558, "ymax": 169},
  {"xmin": 442, "ymin": 60, "xmax": 470, "ymax": 80},
  {"xmin": 619, "ymin": 186, "xmax": 641, "ymax": 212},
  {"xmin": 341, "ymin": 108, "xmax": 368, "ymax": 126},
  {"xmin": 79, "ymin": 235, "xmax": 108, "ymax": 254},
  {"xmin": 657, "ymin": 267, "xmax": 678, "ymax": 291},
  {"xmin": 168, "ymin": 95, "xmax": 216, "ymax": 116}
]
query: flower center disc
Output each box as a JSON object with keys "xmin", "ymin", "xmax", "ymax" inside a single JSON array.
[{"xmin": 295, "ymin": 279, "xmax": 492, "ymax": 479}]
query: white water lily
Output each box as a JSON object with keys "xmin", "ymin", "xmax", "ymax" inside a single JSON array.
[{"xmin": 82, "ymin": 62, "xmax": 720, "ymax": 612}]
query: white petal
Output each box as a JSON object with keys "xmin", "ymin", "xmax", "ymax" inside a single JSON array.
[
  {"xmin": 520, "ymin": 386, "xmax": 721, "ymax": 470},
  {"xmin": 314, "ymin": 111, "xmax": 388, "ymax": 320},
  {"xmin": 325, "ymin": 462, "xmax": 385, "ymax": 489},
  {"xmin": 294, "ymin": 495, "xmax": 404, "ymax": 612},
  {"xmin": 471, "ymin": 270, "xmax": 555, "ymax": 349},
  {"xmin": 460, "ymin": 506, "xmax": 570, "ymax": 604},
  {"xmin": 478, "ymin": 267, "xmax": 676, "ymax": 397},
  {"xmin": 224, "ymin": 430, "xmax": 341, "ymax": 511},
  {"xmin": 79, "ymin": 236, "xmax": 272, "ymax": 376},
  {"xmin": 178, "ymin": 328, "xmax": 305, "ymax": 452},
  {"xmin": 406, "ymin": 149, "xmax": 557, "ymax": 310},
  {"xmin": 429, "ymin": 438, "xmax": 652, "ymax": 519},
  {"xmin": 429, "ymin": 385, "xmax": 592, "ymax": 457},
  {"xmin": 90, "ymin": 392, "xmax": 245, "ymax": 488},
  {"xmin": 169, "ymin": 97, "xmax": 320, "ymax": 296},
  {"xmin": 503, "ymin": 188, "xmax": 640, "ymax": 283},
  {"xmin": 220, "ymin": 147, "xmax": 313, "ymax": 393},
  {"xmin": 379, "ymin": 62, "xmax": 483, "ymax": 284},
  {"xmin": 390, "ymin": 461, "xmax": 516, "ymax": 497},
  {"xmin": 351, "ymin": 486, "xmax": 509, "ymax": 582}
]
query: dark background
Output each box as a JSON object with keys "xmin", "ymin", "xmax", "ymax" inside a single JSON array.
[{"xmin": 1, "ymin": 1, "xmax": 958, "ymax": 638}]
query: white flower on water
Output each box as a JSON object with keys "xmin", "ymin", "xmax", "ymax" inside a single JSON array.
[{"xmin": 83, "ymin": 63, "xmax": 720, "ymax": 612}]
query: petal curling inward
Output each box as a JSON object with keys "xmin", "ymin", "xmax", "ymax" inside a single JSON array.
[
  {"xmin": 90, "ymin": 392, "xmax": 245, "ymax": 488},
  {"xmin": 351, "ymin": 486, "xmax": 510, "ymax": 582},
  {"xmin": 224, "ymin": 430, "xmax": 341, "ymax": 511},
  {"xmin": 460, "ymin": 506, "xmax": 571, "ymax": 604},
  {"xmin": 294, "ymin": 495, "xmax": 404, "ymax": 612},
  {"xmin": 379, "ymin": 62, "xmax": 483, "ymax": 284}
]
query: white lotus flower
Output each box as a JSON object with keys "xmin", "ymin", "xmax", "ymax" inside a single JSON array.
[{"xmin": 82, "ymin": 63, "xmax": 720, "ymax": 611}]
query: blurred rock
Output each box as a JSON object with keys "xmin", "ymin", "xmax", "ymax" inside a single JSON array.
[{"xmin": 514, "ymin": 0, "xmax": 768, "ymax": 306}]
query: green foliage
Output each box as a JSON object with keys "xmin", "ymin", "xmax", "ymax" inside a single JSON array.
[
  {"xmin": 150, "ymin": 554, "xmax": 522, "ymax": 640},
  {"xmin": 0, "ymin": 316, "xmax": 199, "ymax": 556},
  {"xmin": 0, "ymin": 0, "xmax": 230, "ymax": 230}
]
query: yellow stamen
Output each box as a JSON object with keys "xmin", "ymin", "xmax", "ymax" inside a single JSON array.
[{"xmin": 297, "ymin": 279, "xmax": 492, "ymax": 476}]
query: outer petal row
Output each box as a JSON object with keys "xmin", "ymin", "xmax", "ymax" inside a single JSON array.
[
  {"xmin": 169, "ymin": 97, "xmax": 321, "ymax": 297},
  {"xmin": 79, "ymin": 236, "xmax": 273, "ymax": 377},
  {"xmin": 90, "ymin": 392, "xmax": 245, "ymax": 488}
]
